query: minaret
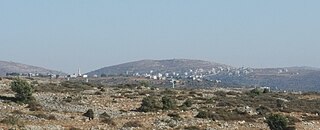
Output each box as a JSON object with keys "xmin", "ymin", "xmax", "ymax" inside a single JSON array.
[
  {"xmin": 78, "ymin": 68, "xmax": 81, "ymax": 77},
  {"xmin": 170, "ymin": 79, "xmax": 175, "ymax": 88}
]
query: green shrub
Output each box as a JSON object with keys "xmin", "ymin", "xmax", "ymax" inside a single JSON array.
[
  {"xmin": 195, "ymin": 110, "xmax": 210, "ymax": 119},
  {"xmin": 139, "ymin": 81, "xmax": 149, "ymax": 87},
  {"xmin": 183, "ymin": 98, "xmax": 193, "ymax": 107},
  {"xmin": 162, "ymin": 96, "xmax": 177, "ymax": 110},
  {"xmin": 138, "ymin": 96, "xmax": 161, "ymax": 112},
  {"xmin": 276, "ymin": 99, "xmax": 286, "ymax": 108},
  {"xmin": 263, "ymin": 88, "xmax": 270, "ymax": 93},
  {"xmin": 266, "ymin": 114, "xmax": 289, "ymax": 130},
  {"xmin": 10, "ymin": 79, "xmax": 34, "ymax": 103},
  {"xmin": 249, "ymin": 88, "xmax": 262, "ymax": 96}
]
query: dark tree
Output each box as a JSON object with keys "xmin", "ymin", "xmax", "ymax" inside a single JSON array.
[{"xmin": 83, "ymin": 109, "xmax": 94, "ymax": 120}]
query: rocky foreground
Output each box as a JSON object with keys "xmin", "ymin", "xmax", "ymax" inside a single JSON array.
[{"xmin": 1, "ymin": 77, "xmax": 320, "ymax": 130}]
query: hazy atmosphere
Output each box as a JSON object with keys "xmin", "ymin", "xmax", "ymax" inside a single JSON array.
[{"xmin": 1, "ymin": 0, "xmax": 320, "ymax": 73}]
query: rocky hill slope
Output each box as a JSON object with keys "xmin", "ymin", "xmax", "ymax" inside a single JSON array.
[
  {"xmin": 86, "ymin": 59, "xmax": 231, "ymax": 76},
  {"xmin": 0, "ymin": 60, "xmax": 66, "ymax": 76},
  {"xmin": 86, "ymin": 59, "xmax": 320, "ymax": 91}
]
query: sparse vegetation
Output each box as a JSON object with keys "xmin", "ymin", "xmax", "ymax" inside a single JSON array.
[
  {"xmin": 195, "ymin": 110, "xmax": 211, "ymax": 119},
  {"xmin": 266, "ymin": 114, "xmax": 289, "ymax": 130},
  {"xmin": 27, "ymin": 100, "xmax": 43, "ymax": 111},
  {"xmin": 162, "ymin": 95, "xmax": 177, "ymax": 110},
  {"xmin": 168, "ymin": 112, "xmax": 181, "ymax": 121},
  {"xmin": 2, "ymin": 77, "xmax": 320, "ymax": 129},
  {"xmin": 123, "ymin": 121, "xmax": 143, "ymax": 128},
  {"xmin": 0, "ymin": 116, "xmax": 21, "ymax": 126},
  {"xmin": 10, "ymin": 79, "xmax": 34, "ymax": 103},
  {"xmin": 101, "ymin": 118, "xmax": 117, "ymax": 126},
  {"xmin": 138, "ymin": 96, "xmax": 161, "ymax": 112},
  {"xmin": 182, "ymin": 98, "xmax": 193, "ymax": 107},
  {"xmin": 99, "ymin": 112, "xmax": 116, "ymax": 126}
]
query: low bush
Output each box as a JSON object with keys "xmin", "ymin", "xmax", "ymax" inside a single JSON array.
[
  {"xmin": 10, "ymin": 79, "xmax": 34, "ymax": 103},
  {"xmin": 123, "ymin": 121, "xmax": 143, "ymax": 127},
  {"xmin": 27, "ymin": 100, "xmax": 43, "ymax": 111},
  {"xmin": 182, "ymin": 98, "xmax": 193, "ymax": 107},
  {"xmin": 0, "ymin": 116, "xmax": 21, "ymax": 125},
  {"xmin": 168, "ymin": 112, "xmax": 181, "ymax": 121},
  {"xmin": 196, "ymin": 110, "xmax": 217, "ymax": 120},
  {"xmin": 69, "ymin": 127, "xmax": 81, "ymax": 130},
  {"xmin": 48, "ymin": 115, "xmax": 57, "ymax": 120},
  {"xmin": 266, "ymin": 114, "xmax": 289, "ymax": 130},
  {"xmin": 184, "ymin": 126, "xmax": 202, "ymax": 130},
  {"xmin": 138, "ymin": 96, "xmax": 161, "ymax": 112},
  {"xmin": 248, "ymin": 88, "xmax": 263, "ymax": 96},
  {"xmin": 101, "ymin": 118, "xmax": 117, "ymax": 126},
  {"xmin": 83, "ymin": 109, "xmax": 94, "ymax": 120},
  {"xmin": 256, "ymin": 105, "xmax": 273, "ymax": 116},
  {"xmin": 162, "ymin": 96, "xmax": 177, "ymax": 110},
  {"xmin": 214, "ymin": 91, "xmax": 227, "ymax": 97}
]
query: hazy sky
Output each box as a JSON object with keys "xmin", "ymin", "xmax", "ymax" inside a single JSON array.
[{"xmin": 1, "ymin": 1, "xmax": 320, "ymax": 73}]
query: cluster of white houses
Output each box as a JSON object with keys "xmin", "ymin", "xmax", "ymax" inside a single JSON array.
[{"xmin": 126, "ymin": 67, "xmax": 256, "ymax": 82}]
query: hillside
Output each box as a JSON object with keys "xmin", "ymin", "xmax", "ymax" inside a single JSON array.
[
  {"xmin": 207, "ymin": 67, "xmax": 320, "ymax": 91},
  {"xmin": 0, "ymin": 60, "xmax": 66, "ymax": 76},
  {"xmin": 86, "ymin": 59, "xmax": 320, "ymax": 91},
  {"xmin": 86, "ymin": 59, "xmax": 231, "ymax": 76}
]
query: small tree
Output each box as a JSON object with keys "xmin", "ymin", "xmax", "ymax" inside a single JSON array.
[
  {"xmin": 83, "ymin": 109, "xmax": 94, "ymax": 120},
  {"xmin": 162, "ymin": 96, "xmax": 177, "ymax": 110},
  {"xmin": 266, "ymin": 114, "xmax": 289, "ymax": 130},
  {"xmin": 10, "ymin": 79, "xmax": 34, "ymax": 103},
  {"xmin": 138, "ymin": 96, "xmax": 161, "ymax": 112}
]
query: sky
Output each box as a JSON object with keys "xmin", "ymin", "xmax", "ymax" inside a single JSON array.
[{"xmin": 1, "ymin": 0, "xmax": 320, "ymax": 74}]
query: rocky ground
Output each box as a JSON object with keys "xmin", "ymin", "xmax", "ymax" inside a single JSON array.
[{"xmin": 1, "ymin": 77, "xmax": 320, "ymax": 130}]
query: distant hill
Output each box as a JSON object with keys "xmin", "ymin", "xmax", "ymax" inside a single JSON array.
[
  {"xmin": 206, "ymin": 67, "xmax": 320, "ymax": 91},
  {"xmin": 86, "ymin": 59, "xmax": 320, "ymax": 91},
  {"xmin": 86, "ymin": 59, "xmax": 231, "ymax": 76},
  {"xmin": 0, "ymin": 60, "xmax": 66, "ymax": 76}
]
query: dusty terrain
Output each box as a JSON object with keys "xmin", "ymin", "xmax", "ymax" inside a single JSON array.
[{"xmin": 1, "ymin": 77, "xmax": 320, "ymax": 130}]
